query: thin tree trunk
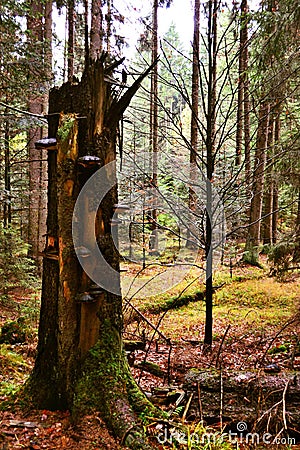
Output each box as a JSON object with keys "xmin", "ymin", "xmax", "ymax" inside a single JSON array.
[
  {"xmin": 204, "ymin": 0, "xmax": 217, "ymax": 347},
  {"xmin": 272, "ymin": 182, "xmax": 279, "ymax": 244},
  {"xmin": 262, "ymin": 181, "xmax": 273, "ymax": 245},
  {"xmin": 262, "ymin": 112, "xmax": 275, "ymax": 245},
  {"xmin": 272, "ymin": 103, "xmax": 281, "ymax": 245},
  {"xmin": 190, "ymin": 0, "xmax": 200, "ymax": 170},
  {"xmin": 236, "ymin": 0, "xmax": 249, "ymax": 166},
  {"xmin": 244, "ymin": 101, "xmax": 270, "ymax": 264},
  {"xmin": 44, "ymin": 0, "xmax": 53, "ymax": 74},
  {"xmin": 293, "ymin": 189, "xmax": 300, "ymax": 262},
  {"xmin": 244, "ymin": 76, "xmax": 251, "ymax": 191},
  {"xmin": 240, "ymin": 0, "xmax": 251, "ymax": 190},
  {"xmin": 149, "ymin": 0, "xmax": 159, "ymax": 254},
  {"xmin": 4, "ymin": 118, "xmax": 11, "ymax": 227},
  {"xmin": 106, "ymin": 0, "xmax": 112, "ymax": 53},
  {"xmin": 187, "ymin": 0, "xmax": 200, "ymax": 249}
]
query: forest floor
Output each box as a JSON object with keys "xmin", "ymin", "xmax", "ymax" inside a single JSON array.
[{"xmin": 0, "ymin": 261, "xmax": 300, "ymax": 449}]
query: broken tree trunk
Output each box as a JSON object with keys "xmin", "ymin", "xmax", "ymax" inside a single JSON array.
[{"xmin": 26, "ymin": 55, "xmax": 159, "ymax": 449}]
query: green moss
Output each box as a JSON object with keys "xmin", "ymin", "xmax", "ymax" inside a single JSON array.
[
  {"xmin": 268, "ymin": 343, "xmax": 290, "ymax": 354},
  {"xmin": 57, "ymin": 116, "xmax": 76, "ymax": 143},
  {"xmin": 74, "ymin": 321, "xmax": 132, "ymax": 415},
  {"xmin": 73, "ymin": 318, "xmax": 162, "ymax": 444}
]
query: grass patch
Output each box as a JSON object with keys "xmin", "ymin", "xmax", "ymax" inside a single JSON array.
[{"xmin": 134, "ymin": 266, "xmax": 299, "ymax": 341}]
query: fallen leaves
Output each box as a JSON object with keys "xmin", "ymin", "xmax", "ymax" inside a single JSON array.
[{"xmin": 0, "ymin": 410, "xmax": 124, "ymax": 449}]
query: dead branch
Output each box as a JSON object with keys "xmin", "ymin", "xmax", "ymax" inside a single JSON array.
[
  {"xmin": 282, "ymin": 380, "xmax": 289, "ymax": 430},
  {"xmin": 123, "ymin": 297, "xmax": 169, "ymax": 343},
  {"xmin": 256, "ymin": 316, "xmax": 299, "ymax": 368},
  {"xmin": 211, "ymin": 324, "xmax": 231, "ymax": 369},
  {"xmin": 182, "ymin": 393, "xmax": 193, "ymax": 423}
]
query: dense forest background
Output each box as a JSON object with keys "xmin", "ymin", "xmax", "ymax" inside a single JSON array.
[{"xmin": 0, "ymin": 0, "xmax": 299, "ymax": 294}]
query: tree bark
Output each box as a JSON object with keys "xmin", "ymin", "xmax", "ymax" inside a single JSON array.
[
  {"xmin": 4, "ymin": 118, "xmax": 11, "ymax": 227},
  {"xmin": 67, "ymin": 0, "xmax": 75, "ymax": 81},
  {"xmin": 262, "ymin": 112, "xmax": 275, "ymax": 245},
  {"xmin": 187, "ymin": 0, "xmax": 200, "ymax": 249},
  {"xmin": 27, "ymin": 1, "xmax": 48, "ymax": 271},
  {"xmin": 272, "ymin": 182, "xmax": 279, "ymax": 244},
  {"xmin": 272, "ymin": 104, "xmax": 281, "ymax": 245},
  {"xmin": 149, "ymin": 0, "xmax": 159, "ymax": 254},
  {"xmin": 236, "ymin": 0, "xmax": 249, "ymax": 167},
  {"xmin": 190, "ymin": 0, "xmax": 200, "ymax": 173},
  {"xmin": 244, "ymin": 101, "xmax": 270, "ymax": 264},
  {"xmin": 90, "ymin": 0, "xmax": 103, "ymax": 60},
  {"xmin": 293, "ymin": 189, "xmax": 300, "ymax": 262},
  {"xmin": 26, "ymin": 56, "xmax": 159, "ymax": 449},
  {"xmin": 204, "ymin": 0, "xmax": 217, "ymax": 347},
  {"xmin": 106, "ymin": 0, "xmax": 112, "ymax": 53}
]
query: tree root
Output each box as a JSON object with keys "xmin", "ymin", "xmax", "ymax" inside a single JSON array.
[{"xmin": 73, "ymin": 327, "xmax": 162, "ymax": 450}]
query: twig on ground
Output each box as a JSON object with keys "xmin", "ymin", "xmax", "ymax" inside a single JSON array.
[
  {"xmin": 272, "ymin": 427, "xmax": 284, "ymax": 445},
  {"xmin": 282, "ymin": 380, "xmax": 289, "ymax": 430},
  {"xmin": 182, "ymin": 393, "xmax": 193, "ymax": 423},
  {"xmin": 256, "ymin": 316, "xmax": 298, "ymax": 368},
  {"xmin": 211, "ymin": 324, "xmax": 231, "ymax": 369},
  {"xmin": 220, "ymin": 368, "xmax": 223, "ymax": 430},
  {"xmin": 255, "ymin": 399, "xmax": 282, "ymax": 428},
  {"xmin": 197, "ymin": 381, "xmax": 203, "ymax": 422}
]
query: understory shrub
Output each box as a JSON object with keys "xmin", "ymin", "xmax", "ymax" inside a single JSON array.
[{"xmin": 0, "ymin": 225, "xmax": 36, "ymax": 300}]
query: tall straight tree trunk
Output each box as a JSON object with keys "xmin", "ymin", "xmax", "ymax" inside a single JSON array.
[
  {"xmin": 187, "ymin": 0, "xmax": 200, "ymax": 249},
  {"xmin": 149, "ymin": 0, "xmax": 159, "ymax": 254},
  {"xmin": 83, "ymin": 0, "xmax": 89, "ymax": 62},
  {"xmin": 106, "ymin": 0, "xmax": 112, "ymax": 53},
  {"xmin": 244, "ymin": 77, "xmax": 251, "ymax": 188},
  {"xmin": 262, "ymin": 112, "xmax": 275, "ymax": 245},
  {"xmin": 27, "ymin": 2, "xmax": 46, "ymax": 269},
  {"xmin": 272, "ymin": 183, "xmax": 279, "ymax": 243},
  {"xmin": 4, "ymin": 118, "xmax": 11, "ymax": 227},
  {"xmin": 294, "ymin": 189, "xmax": 300, "ymax": 262},
  {"xmin": 272, "ymin": 103, "xmax": 281, "ymax": 244},
  {"xmin": 244, "ymin": 101, "xmax": 270, "ymax": 264},
  {"xmin": 236, "ymin": 0, "xmax": 249, "ymax": 166},
  {"xmin": 90, "ymin": 0, "xmax": 103, "ymax": 60},
  {"xmin": 39, "ymin": 0, "xmax": 53, "ymax": 264},
  {"xmin": 67, "ymin": 0, "xmax": 75, "ymax": 81},
  {"xmin": 204, "ymin": 0, "xmax": 217, "ymax": 347},
  {"xmin": 190, "ymin": 0, "xmax": 200, "ymax": 170}
]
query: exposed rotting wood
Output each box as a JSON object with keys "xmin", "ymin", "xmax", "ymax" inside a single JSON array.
[{"xmin": 79, "ymin": 297, "xmax": 103, "ymax": 356}]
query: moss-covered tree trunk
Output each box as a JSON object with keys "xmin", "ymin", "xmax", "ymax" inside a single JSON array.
[{"xmin": 27, "ymin": 55, "xmax": 158, "ymax": 449}]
